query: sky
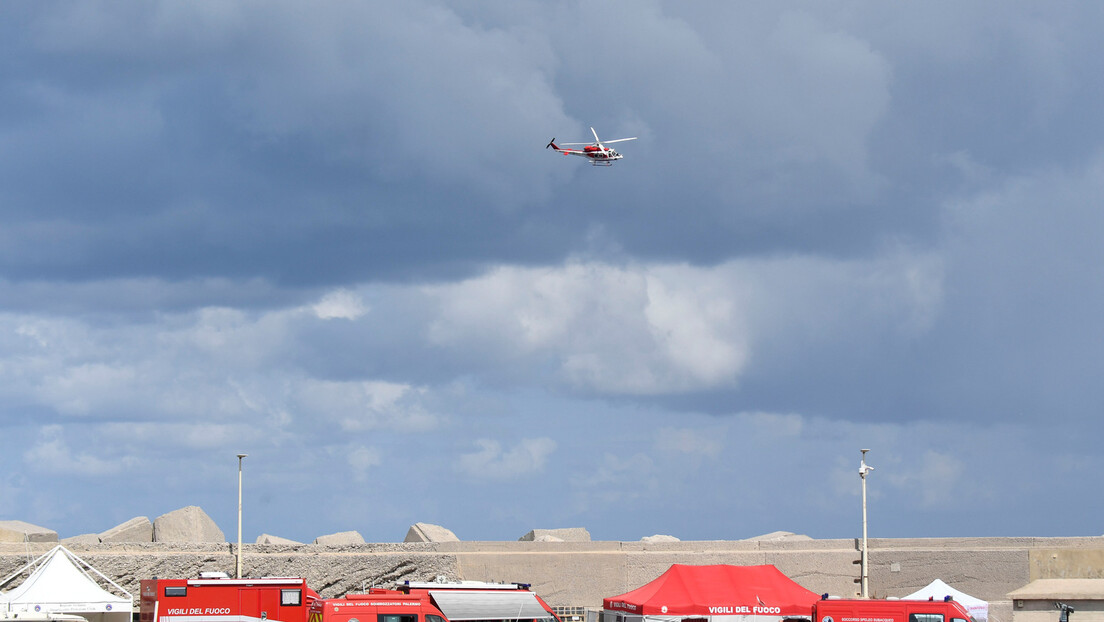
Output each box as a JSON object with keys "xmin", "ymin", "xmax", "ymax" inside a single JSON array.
[{"xmin": 2, "ymin": 2, "xmax": 1103, "ymax": 545}]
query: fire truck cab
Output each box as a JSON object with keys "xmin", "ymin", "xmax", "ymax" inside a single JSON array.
[
  {"xmin": 140, "ymin": 575, "xmax": 320, "ymax": 622},
  {"xmin": 813, "ymin": 598, "xmax": 975, "ymax": 622},
  {"xmin": 309, "ymin": 591, "xmax": 448, "ymax": 622}
]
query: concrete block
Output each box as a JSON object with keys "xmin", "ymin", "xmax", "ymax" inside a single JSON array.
[
  {"xmin": 0, "ymin": 520, "xmax": 58, "ymax": 543},
  {"xmin": 405, "ymin": 523, "xmax": 460, "ymax": 543},
  {"xmin": 745, "ymin": 531, "xmax": 812, "ymax": 542},
  {"xmin": 314, "ymin": 530, "xmax": 365, "ymax": 545},
  {"xmin": 257, "ymin": 534, "xmax": 302, "ymax": 545},
  {"xmin": 61, "ymin": 533, "xmax": 101, "ymax": 545},
  {"xmin": 153, "ymin": 506, "xmax": 225, "ymax": 543},
  {"xmin": 100, "ymin": 516, "xmax": 153, "ymax": 543},
  {"xmin": 519, "ymin": 528, "xmax": 591, "ymax": 542}
]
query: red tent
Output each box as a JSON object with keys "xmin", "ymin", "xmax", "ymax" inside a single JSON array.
[{"xmin": 603, "ymin": 564, "xmax": 819, "ymax": 620}]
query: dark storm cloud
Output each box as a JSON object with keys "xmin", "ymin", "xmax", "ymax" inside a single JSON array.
[
  {"xmin": 0, "ymin": 2, "xmax": 940, "ymax": 285},
  {"xmin": 4, "ymin": 2, "xmax": 1104, "ymax": 287},
  {"xmin": 0, "ymin": 2, "xmax": 579, "ymax": 285}
]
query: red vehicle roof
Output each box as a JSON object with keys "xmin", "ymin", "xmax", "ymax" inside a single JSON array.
[{"xmin": 603, "ymin": 564, "xmax": 819, "ymax": 618}]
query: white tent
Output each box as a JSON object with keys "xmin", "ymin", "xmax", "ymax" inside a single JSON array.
[
  {"xmin": 0, "ymin": 546, "xmax": 131, "ymax": 622},
  {"xmin": 905, "ymin": 579, "xmax": 988, "ymax": 622}
]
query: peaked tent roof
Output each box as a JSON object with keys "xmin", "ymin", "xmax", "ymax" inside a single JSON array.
[
  {"xmin": 905, "ymin": 579, "xmax": 987, "ymax": 621},
  {"xmin": 0, "ymin": 545, "xmax": 131, "ymax": 614},
  {"xmin": 603, "ymin": 564, "xmax": 820, "ymax": 618}
]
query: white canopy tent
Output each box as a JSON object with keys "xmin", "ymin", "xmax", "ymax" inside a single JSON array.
[
  {"xmin": 905, "ymin": 579, "xmax": 988, "ymax": 622},
  {"xmin": 0, "ymin": 546, "xmax": 131, "ymax": 622}
]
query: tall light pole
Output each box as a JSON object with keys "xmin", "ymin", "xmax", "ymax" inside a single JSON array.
[
  {"xmin": 236, "ymin": 453, "xmax": 248, "ymax": 579},
  {"xmin": 859, "ymin": 449, "xmax": 874, "ymax": 598}
]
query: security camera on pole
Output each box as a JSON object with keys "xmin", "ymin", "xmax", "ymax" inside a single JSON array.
[{"xmin": 859, "ymin": 449, "xmax": 874, "ymax": 598}]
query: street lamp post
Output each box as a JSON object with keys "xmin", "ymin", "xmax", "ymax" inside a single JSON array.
[
  {"xmin": 236, "ymin": 453, "xmax": 248, "ymax": 579},
  {"xmin": 859, "ymin": 449, "xmax": 874, "ymax": 598}
]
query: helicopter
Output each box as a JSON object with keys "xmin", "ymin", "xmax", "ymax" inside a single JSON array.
[{"xmin": 546, "ymin": 127, "xmax": 637, "ymax": 166}]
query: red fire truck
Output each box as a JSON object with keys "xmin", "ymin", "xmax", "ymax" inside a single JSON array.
[
  {"xmin": 141, "ymin": 575, "xmax": 453, "ymax": 622},
  {"xmin": 140, "ymin": 574, "xmax": 320, "ymax": 622},
  {"xmin": 813, "ymin": 598, "xmax": 975, "ymax": 622},
  {"xmin": 141, "ymin": 575, "xmax": 558, "ymax": 622},
  {"xmin": 308, "ymin": 591, "xmax": 449, "ymax": 622}
]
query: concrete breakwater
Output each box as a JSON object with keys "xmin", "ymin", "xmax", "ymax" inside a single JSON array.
[{"xmin": 3, "ymin": 537, "xmax": 1103, "ymax": 622}]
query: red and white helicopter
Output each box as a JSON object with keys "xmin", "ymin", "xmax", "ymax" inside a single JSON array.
[{"xmin": 546, "ymin": 127, "xmax": 637, "ymax": 166}]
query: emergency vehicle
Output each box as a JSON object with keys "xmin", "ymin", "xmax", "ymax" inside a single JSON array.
[
  {"xmin": 140, "ymin": 574, "xmax": 320, "ymax": 622},
  {"xmin": 394, "ymin": 581, "xmax": 561, "ymax": 622},
  {"xmin": 813, "ymin": 598, "xmax": 975, "ymax": 622},
  {"xmin": 308, "ymin": 591, "xmax": 449, "ymax": 622}
]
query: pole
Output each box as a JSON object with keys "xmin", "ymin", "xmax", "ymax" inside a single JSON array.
[
  {"xmin": 236, "ymin": 453, "xmax": 247, "ymax": 579},
  {"xmin": 859, "ymin": 449, "xmax": 873, "ymax": 598}
]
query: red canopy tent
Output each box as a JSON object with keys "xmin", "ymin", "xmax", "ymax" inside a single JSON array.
[{"xmin": 603, "ymin": 564, "xmax": 819, "ymax": 622}]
